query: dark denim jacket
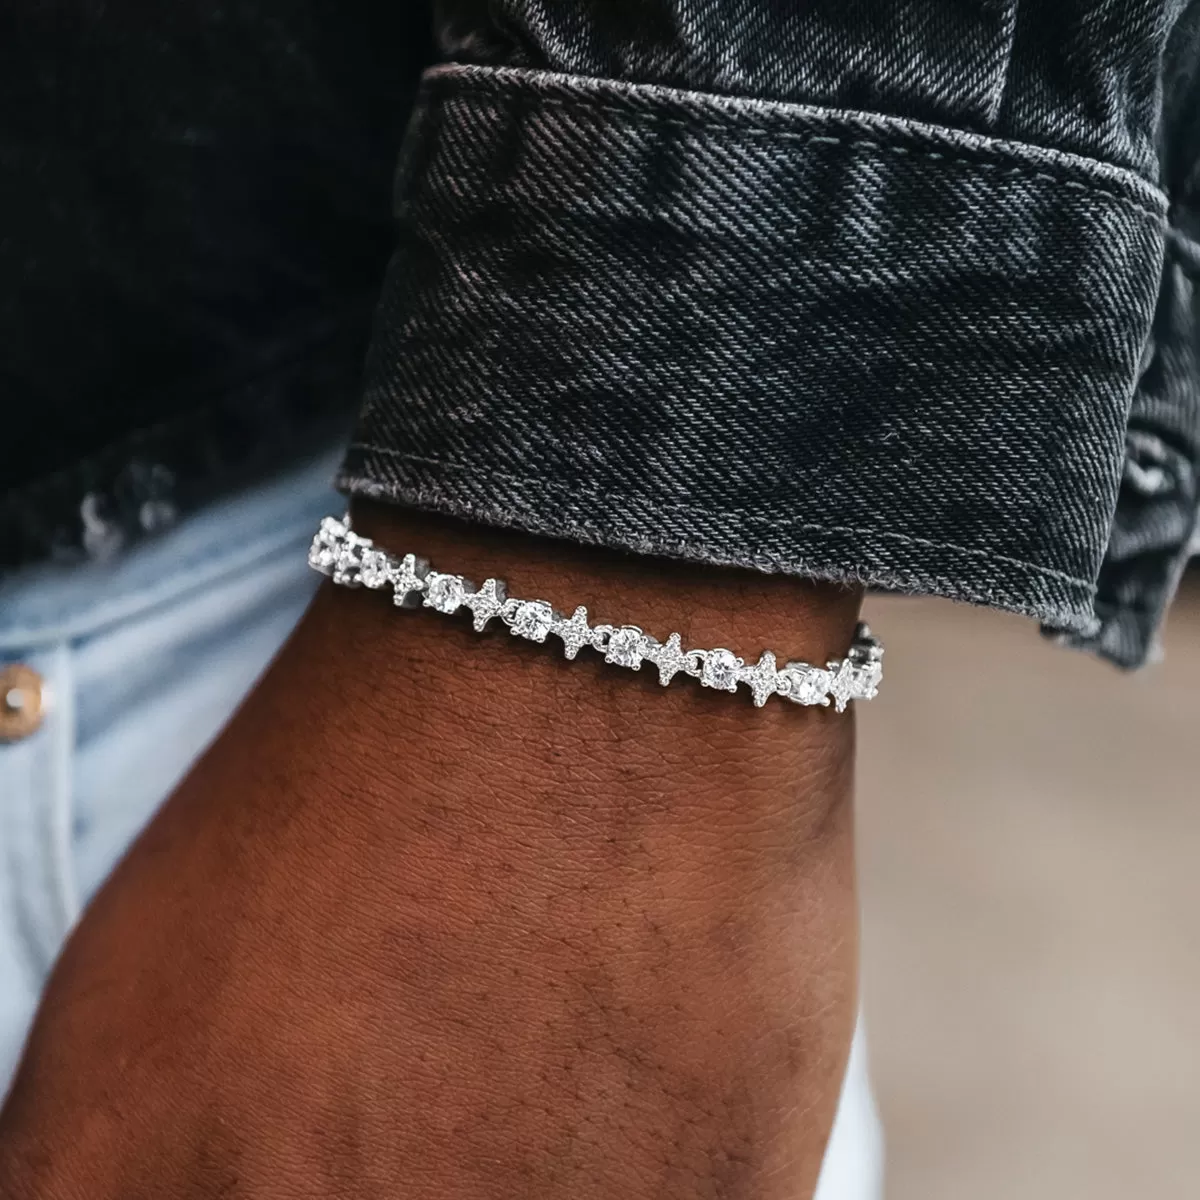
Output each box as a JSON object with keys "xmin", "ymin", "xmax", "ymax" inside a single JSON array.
[{"xmin": 4, "ymin": 2, "xmax": 1199, "ymax": 668}]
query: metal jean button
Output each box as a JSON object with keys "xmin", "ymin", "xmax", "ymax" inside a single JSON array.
[{"xmin": 0, "ymin": 664, "xmax": 46, "ymax": 742}]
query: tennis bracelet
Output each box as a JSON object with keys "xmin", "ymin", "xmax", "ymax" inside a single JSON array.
[{"xmin": 310, "ymin": 515, "xmax": 882, "ymax": 711}]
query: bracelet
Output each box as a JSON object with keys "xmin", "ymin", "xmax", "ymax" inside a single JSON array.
[{"xmin": 309, "ymin": 515, "xmax": 883, "ymax": 711}]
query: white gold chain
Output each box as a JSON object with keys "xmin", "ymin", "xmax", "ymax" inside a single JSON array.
[{"xmin": 310, "ymin": 515, "xmax": 883, "ymax": 711}]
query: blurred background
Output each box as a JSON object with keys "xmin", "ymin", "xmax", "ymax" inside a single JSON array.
[{"xmin": 857, "ymin": 578, "xmax": 1199, "ymax": 1199}]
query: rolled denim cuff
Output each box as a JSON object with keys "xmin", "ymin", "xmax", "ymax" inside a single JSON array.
[
  {"xmin": 339, "ymin": 64, "xmax": 1167, "ymax": 639},
  {"xmin": 1044, "ymin": 230, "xmax": 1200, "ymax": 666}
]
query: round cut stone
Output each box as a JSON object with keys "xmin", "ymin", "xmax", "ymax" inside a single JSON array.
[
  {"xmin": 511, "ymin": 600, "xmax": 555, "ymax": 642},
  {"xmin": 359, "ymin": 549, "xmax": 392, "ymax": 589},
  {"xmin": 424, "ymin": 573, "xmax": 467, "ymax": 614},
  {"xmin": 605, "ymin": 626, "xmax": 646, "ymax": 669},
  {"xmin": 700, "ymin": 648, "xmax": 741, "ymax": 692}
]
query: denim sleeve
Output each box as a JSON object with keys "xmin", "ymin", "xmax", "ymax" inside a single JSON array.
[{"xmin": 337, "ymin": 1, "xmax": 1200, "ymax": 667}]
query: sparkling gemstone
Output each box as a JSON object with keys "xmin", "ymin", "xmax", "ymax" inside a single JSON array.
[
  {"xmin": 332, "ymin": 538, "xmax": 364, "ymax": 586},
  {"xmin": 851, "ymin": 660, "xmax": 883, "ymax": 700},
  {"xmin": 552, "ymin": 606, "xmax": 592, "ymax": 660},
  {"xmin": 787, "ymin": 666, "xmax": 833, "ymax": 706},
  {"xmin": 511, "ymin": 600, "xmax": 555, "ymax": 642},
  {"xmin": 308, "ymin": 538, "xmax": 337, "ymax": 574},
  {"xmin": 700, "ymin": 648, "xmax": 741, "ymax": 692},
  {"xmin": 392, "ymin": 554, "xmax": 427, "ymax": 607},
  {"xmin": 308, "ymin": 517, "xmax": 346, "ymax": 575},
  {"xmin": 605, "ymin": 626, "xmax": 646, "ymax": 669},
  {"xmin": 359, "ymin": 548, "xmax": 392, "ymax": 589},
  {"xmin": 648, "ymin": 632, "xmax": 690, "ymax": 686},
  {"xmin": 313, "ymin": 516, "xmax": 344, "ymax": 549},
  {"xmin": 829, "ymin": 661, "xmax": 858, "ymax": 712},
  {"xmin": 742, "ymin": 651, "xmax": 779, "ymax": 707},
  {"xmin": 424, "ymin": 573, "xmax": 467, "ymax": 614},
  {"xmin": 464, "ymin": 578, "xmax": 506, "ymax": 631}
]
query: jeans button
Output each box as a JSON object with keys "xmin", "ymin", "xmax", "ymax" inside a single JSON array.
[{"xmin": 0, "ymin": 664, "xmax": 46, "ymax": 742}]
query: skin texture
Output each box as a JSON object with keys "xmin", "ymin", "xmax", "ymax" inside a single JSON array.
[{"xmin": 0, "ymin": 503, "xmax": 863, "ymax": 1200}]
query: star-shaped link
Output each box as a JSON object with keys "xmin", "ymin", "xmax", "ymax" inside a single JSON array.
[
  {"xmin": 464, "ymin": 578, "xmax": 507, "ymax": 631},
  {"xmin": 740, "ymin": 651, "xmax": 779, "ymax": 708},
  {"xmin": 828, "ymin": 660, "xmax": 858, "ymax": 713},
  {"xmin": 552, "ymin": 606, "xmax": 593, "ymax": 660},
  {"xmin": 332, "ymin": 531, "xmax": 368, "ymax": 586},
  {"xmin": 391, "ymin": 553, "xmax": 427, "ymax": 608},
  {"xmin": 308, "ymin": 515, "xmax": 346, "ymax": 575},
  {"xmin": 311, "ymin": 514, "xmax": 882, "ymax": 713},
  {"xmin": 647, "ymin": 632, "xmax": 690, "ymax": 686}
]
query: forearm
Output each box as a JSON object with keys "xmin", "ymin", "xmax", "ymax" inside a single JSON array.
[{"xmin": 0, "ymin": 503, "xmax": 861, "ymax": 1199}]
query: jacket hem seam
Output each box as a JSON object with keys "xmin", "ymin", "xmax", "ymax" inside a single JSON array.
[
  {"xmin": 421, "ymin": 64, "xmax": 1166, "ymax": 223},
  {"xmin": 341, "ymin": 445, "xmax": 1098, "ymax": 603}
]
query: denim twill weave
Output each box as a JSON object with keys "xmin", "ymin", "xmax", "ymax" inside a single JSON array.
[
  {"xmin": 340, "ymin": 63, "xmax": 1166, "ymax": 639},
  {"xmin": 5, "ymin": 1, "xmax": 1198, "ymax": 667},
  {"xmin": 339, "ymin": 0, "xmax": 1200, "ymax": 667}
]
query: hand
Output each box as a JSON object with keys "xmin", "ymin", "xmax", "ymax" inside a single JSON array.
[{"xmin": 0, "ymin": 506, "xmax": 861, "ymax": 1200}]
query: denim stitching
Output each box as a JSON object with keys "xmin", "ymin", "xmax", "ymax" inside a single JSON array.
[
  {"xmin": 348, "ymin": 444, "xmax": 1098, "ymax": 595},
  {"xmin": 418, "ymin": 75, "xmax": 1167, "ymax": 224},
  {"xmin": 340, "ymin": 474, "xmax": 1099, "ymax": 627},
  {"xmin": 424, "ymin": 62, "xmax": 1159, "ymax": 186}
]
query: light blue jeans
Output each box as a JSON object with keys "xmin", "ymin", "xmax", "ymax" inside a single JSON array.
[{"xmin": 0, "ymin": 452, "xmax": 881, "ymax": 1198}]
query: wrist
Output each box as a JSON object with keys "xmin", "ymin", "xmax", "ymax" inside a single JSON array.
[
  {"xmin": 1, "ymin": 504, "xmax": 863, "ymax": 1200},
  {"xmin": 349, "ymin": 501, "xmax": 864, "ymax": 672},
  {"xmin": 305, "ymin": 501, "xmax": 864, "ymax": 846},
  {"xmin": 288, "ymin": 505, "xmax": 863, "ymax": 1194}
]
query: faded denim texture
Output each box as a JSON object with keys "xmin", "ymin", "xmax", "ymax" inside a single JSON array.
[
  {"xmin": 4, "ymin": 2, "xmax": 1199, "ymax": 667},
  {"xmin": 341, "ymin": 0, "xmax": 1200, "ymax": 667}
]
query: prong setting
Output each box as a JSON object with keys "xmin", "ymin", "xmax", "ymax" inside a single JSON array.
[
  {"xmin": 605, "ymin": 626, "xmax": 647, "ymax": 670},
  {"xmin": 423, "ymin": 572, "xmax": 471, "ymax": 615},
  {"xmin": 359, "ymin": 548, "xmax": 393, "ymax": 589},
  {"xmin": 739, "ymin": 651, "xmax": 780, "ymax": 707},
  {"xmin": 464, "ymin": 578, "xmax": 508, "ymax": 631},
  {"xmin": 646, "ymin": 632, "xmax": 690, "ymax": 686},
  {"xmin": 508, "ymin": 599, "xmax": 556, "ymax": 643},
  {"xmin": 311, "ymin": 515, "xmax": 881, "ymax": 710},
  {"xmin": 391, "ymin": 553, "xmax": 429, "ymax": 608},
  {"xmin": 700, "ymin": 648, "xmax": 742, "ymax": 692},
  {"xmin": 552, "ymin": 607, "xmax": 593, "ymax": 660}
]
